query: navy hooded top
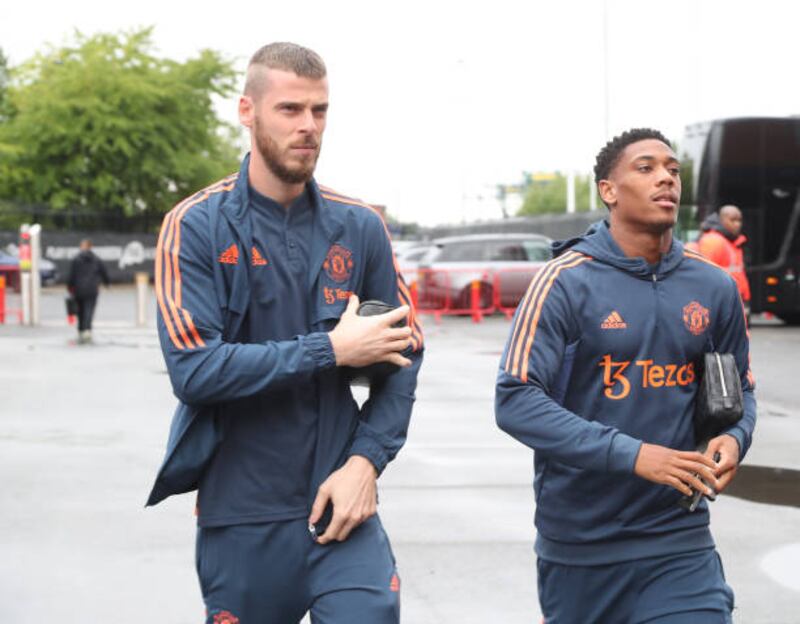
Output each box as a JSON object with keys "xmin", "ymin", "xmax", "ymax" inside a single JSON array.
[{"xmin": 495, "ymin": 221, "xmax": 756, "ymax": 565}]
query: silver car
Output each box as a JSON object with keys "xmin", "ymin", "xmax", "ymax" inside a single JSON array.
[{"xmin": 416, "ymin": 233, "xmax": 552, "ymax": 313}]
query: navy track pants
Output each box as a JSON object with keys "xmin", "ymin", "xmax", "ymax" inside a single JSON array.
[
  {"xmin": 197, "ymin": 514, "xmax": 399, "ymax": 624},
  {"xmin": 537, "ymin": 548, "xmax": 734, "ymax": 623}
]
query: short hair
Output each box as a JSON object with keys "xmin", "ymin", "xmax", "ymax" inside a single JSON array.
[
  {"xmin": 593, "ymin": 128, "xmax": 672, "ymax": 184},
  {"xmin": 244, "ymin": 42, "xmax": 327, "ymax": 98}
]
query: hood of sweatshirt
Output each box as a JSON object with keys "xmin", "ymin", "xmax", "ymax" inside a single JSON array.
[{"xmin": 551, "ymin": 220, "xmax": 685, "ymax": 280}]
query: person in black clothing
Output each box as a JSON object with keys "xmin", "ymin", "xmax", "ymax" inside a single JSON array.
[{"xmin": 67, "ymin": 239, "xmax": 109, "ymax": 343}]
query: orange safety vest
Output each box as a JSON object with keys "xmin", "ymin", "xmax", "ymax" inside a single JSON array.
[{"xmin": 696, "ymin": 230, "xmax": 751, "ymax": 303}]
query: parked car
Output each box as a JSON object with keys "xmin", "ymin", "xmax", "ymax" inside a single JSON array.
[
  {"xmin": 395, "ymin": 243, "xmax": 435, "ymax": 286},
  {"xmin": 417, "ymin": 233, "xmax": 552, "ymax": 311},
  {"xmin": 0, "ymin": 248, "xmax": 59, "ymax": 287}
]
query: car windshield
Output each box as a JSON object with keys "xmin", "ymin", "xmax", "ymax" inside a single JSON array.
[
  {"xmin": 437, "ymin": 241, "xmax": 487, "ymax": 262},
  {"xmin": 435, "ymin": 238, "xmax": 551, "ymax": 263}
]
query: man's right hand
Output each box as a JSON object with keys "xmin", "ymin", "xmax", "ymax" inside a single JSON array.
[
  {"xmin": 633, "ymin": 443, "xmax": 720, "ymax": 497},
  {"xmin": 328, "ymin": 295, "xmax": 413, "ymax": 368}
]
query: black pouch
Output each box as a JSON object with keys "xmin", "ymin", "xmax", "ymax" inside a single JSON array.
[
  {"xmin": 693, "ymin": 352, "xmax": 744, "ymax": 445},
  {"xmin": 344, "ymin": 300, "xmax": 407, "ymax": 387},
  {"xmin": 680, "ymin": 352, "xmax": 744, "ymax": 512}
]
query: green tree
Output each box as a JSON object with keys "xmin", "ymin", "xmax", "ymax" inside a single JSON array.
[
  {"xmin": 0, "ymin": 47, "xmax": 10, "ymax": 122},
  {"xmin": 0, "ymin": 28, "xmax": 241, "ymax": 228},
  {"xmin": 517, "ymin": 173, "xmax": 601, "ymax": 216}
]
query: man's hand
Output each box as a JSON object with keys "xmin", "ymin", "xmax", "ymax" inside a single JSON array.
[
  {"xmin": 309, "ymin": 455, "xmax": 378, "ymax": 545},
  {"xmin": 634, "ymin": 443, "xmax": 720, "ymax": 497},
  {"xmin": 328, "ymin": 295, "xmax": 412, "ymax": 368},
  {"xmin": 706, "ymin": 434, "xmax": 740, "ymax": 493}
]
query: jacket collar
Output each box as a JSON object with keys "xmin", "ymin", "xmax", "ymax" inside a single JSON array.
[
  {"xmin": 219, "ymin": 153, "xmax": 347, "ymax": 292},
  {"xmin": 218, "ymin": 155, "xmax": 254, "ymax": 259},
  {"xmin": 220, "ymin": 154, "xmax": 345, "ymax": 240}
]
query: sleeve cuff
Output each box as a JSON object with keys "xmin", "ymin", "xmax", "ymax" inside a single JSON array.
[
  {"xmin": 721, "ymin": 427, "xmax": 747, "ymax": 462},
  {"xmin": 607, "ymin": 433, "xmax": 642, "ymax": 474},
  {"xmin": 305, "ymin": 332, "xmax": 337, "ymax": 370},
  {"xmin": 348, "ymin": 437, "xmax": 389, "ymax": 476}
]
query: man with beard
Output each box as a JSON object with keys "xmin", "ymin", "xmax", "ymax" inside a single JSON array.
[
  {"xmin": 495, "ymin": 129, "xmax": 755, "ymax": 622},
  {"xmin": 147, "ymin": 43, "xmax": 423, "ymax": 623}
]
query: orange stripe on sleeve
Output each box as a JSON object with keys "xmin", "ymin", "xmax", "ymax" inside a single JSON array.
[
  {"xmin": 162, "ymin": 198, "xmax": 197, "ymax": 349},
  {"xmin": 504, "ymin": 256, "xmax": 571, "ymax": 373},
  {"xmin": 505, "ymin": 253, "xmax": 579, "ymax": 375},
  {"xmin": 503, "ymin": 262, "xmax": 558, "ymax": 372},
  {"xmin": 517, "ymin": 255, "xmax": 591, "ymax": 382},
  {"xmin": 156, "ymin": 175, "xmax": 238, "ymax": 350},
  {"xmin": 155, "ymin": 211, "xmax": 185, "ymax": 350}
]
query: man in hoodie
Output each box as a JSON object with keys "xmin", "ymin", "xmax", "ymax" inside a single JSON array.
[
  {"xmin": 495, "ymin": 128, "xmax": 755, "ymax": 623},
  {"xmin": 697, "ymin": 205, "xmax": 751, "ymax": 313},
  {"xmin": 67, "ymin": 238, "xmax": 109, "ymax": 344}
]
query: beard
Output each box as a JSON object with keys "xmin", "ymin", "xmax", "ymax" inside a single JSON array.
[{"xmin": 254, "ymin": 118, "xmax": 320, "ymax": 185}]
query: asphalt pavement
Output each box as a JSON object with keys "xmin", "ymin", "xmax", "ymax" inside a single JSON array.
[{"xmin": 1, "ymin": 286, "xmax": 798, "ymax": 623}]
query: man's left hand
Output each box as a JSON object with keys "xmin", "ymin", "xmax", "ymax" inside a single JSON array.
[
  {"xmin": 309, "ymin": 455, "xmax": 378, "ymax": 545},
  {"xmin": 706, "ymin": 434, "xmax": 740, "ymax": 493}
]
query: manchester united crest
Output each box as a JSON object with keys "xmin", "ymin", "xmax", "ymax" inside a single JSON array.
[
  {"xmin": 213, "ymin": 611, "xmax": 239, "ymax": 624},
  {"xmin": 323, "ymin": 244, "xmax": 354, "ymax": 283},
  {"xmin": 683, "ymin": 301, "xmax": 710, "ymax": 336}
]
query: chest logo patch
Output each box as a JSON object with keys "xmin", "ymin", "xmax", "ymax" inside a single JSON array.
[
  {"xmin": 251, "ymin": 246, "xmax": 268, "ymax": 266},
  {"xmin": 601, "ymin": 310, "xmax": 627, "ymax": 329},
  {"xmin": 683, "ymin": 301, "xmax": 710, "ymax": 335},
  {"xmin": 218, "ymin": 244, "xmax": 239, "ymax": 265},
  {"xmin": 323, "ymin": 244, "xmax": 354, "ymax": 283}
]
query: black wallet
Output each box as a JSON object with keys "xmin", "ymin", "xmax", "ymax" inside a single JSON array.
[{"xmin": 344, "ymin": 300, "xmax": 407, "ymax": 386}]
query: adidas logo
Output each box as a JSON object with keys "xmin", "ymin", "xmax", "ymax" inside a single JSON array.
[
  {"xmin": 251, "ymin": 246, "xmax": 268, "ymax": 266},
  {"xmin": 218, "ymin": 244, "xmax": 239, "ymax": 265},
  {"xmin": 601, "ymin": 311, "xmax": 627, "ymax": 329}
]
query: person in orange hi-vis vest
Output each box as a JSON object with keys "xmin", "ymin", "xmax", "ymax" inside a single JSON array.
[{"xmin": 697, "ymin": 205, "xmax": 751, "ymax": 314}]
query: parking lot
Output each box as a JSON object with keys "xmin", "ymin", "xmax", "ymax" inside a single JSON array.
[{"xmin": 1, "ymin": 286, "xmax": 799, "ymax": 622}]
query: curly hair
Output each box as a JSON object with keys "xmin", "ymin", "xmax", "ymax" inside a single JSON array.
[{"xmin": 593, "ymin": 128, "xmax": 671, "ymax": 184}]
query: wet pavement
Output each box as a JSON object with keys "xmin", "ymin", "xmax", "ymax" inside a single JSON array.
[
  {"xmin": 1, "ymin": 287, "xmax": 799, "ymax": 622},
  {"xmin": 726, "ymin": 465, "xmax": 800, "ymax": 508}
]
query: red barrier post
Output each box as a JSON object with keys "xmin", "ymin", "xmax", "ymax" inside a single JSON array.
[
  {"xmin": 470, "ymin": 278, "xmax": 482, "ymax": 323},
  {"xmin": 0, "ymin": 275, "xmax": 5, "ymax": 324}
]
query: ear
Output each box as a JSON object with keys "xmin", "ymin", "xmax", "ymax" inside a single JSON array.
[
  {"xmin": 239, "ymin": 95, "xmax": 255, "ymax": 128},
  {"xmin": 597, "ymin": 180, "xmax": 617, "ymax": 208}
]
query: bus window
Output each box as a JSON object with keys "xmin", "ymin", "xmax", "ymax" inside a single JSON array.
[
  {"xmin": 717, "ymin": 120, "xmax": 760, "ymax": 209},
  {"xmin": 763, "ymin": 120, "xmax": 800, "ymax": 264}
]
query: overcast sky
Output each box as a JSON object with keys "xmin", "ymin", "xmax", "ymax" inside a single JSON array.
[{"xmin": 3, "ymin": 0, "xmax": 799, "ymax": 226}]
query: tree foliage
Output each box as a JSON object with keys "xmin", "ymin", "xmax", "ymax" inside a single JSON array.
[
  {"xmin": 0, "ymin": 29, "xmax": 241, "ymax": 224},
  {"xmin": 0, "ymin": 47, "xmax": 10, "ymax": 123},
  {"xmin": 517, "ymin": 173, "xmax": 601, "ymax": 216}
]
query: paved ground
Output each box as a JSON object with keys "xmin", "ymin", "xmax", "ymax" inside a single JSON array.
[{"xmin": 1, "ymin": 286, "xmax": 798, "ymax": 622}]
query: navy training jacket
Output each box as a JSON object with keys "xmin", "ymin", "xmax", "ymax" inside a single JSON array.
[
  {"xmin": 146, "ymin": 155, "xmax": 424, "ymax": 508},
  {"xmin": 495, "ymin": 221, "xmax": 755, "ymax": 565}
]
